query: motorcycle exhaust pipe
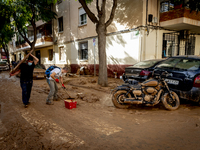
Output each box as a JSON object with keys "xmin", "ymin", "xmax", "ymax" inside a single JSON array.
[{"xmin": 124, "ymin": 98, "xmax": 143, "ymax": 104}]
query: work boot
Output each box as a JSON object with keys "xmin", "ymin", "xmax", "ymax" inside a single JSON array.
[
  {"xmin": 24, "ymin": 104, "xmax": 28, "ymax": 108},
  {"xmin": 46, "ymin": 100, "xmax": 54, "ymax": 105},
  {"xmin": 53, "ymin": 98, "xmax": 59, "ymax": 101},
  {"xmin": 53, "ymin": 95, "xmax": 59, "ymax": 101},
  {"xmin": 46, "ymin": 102, "xmax": 54, "ymax": 105}
]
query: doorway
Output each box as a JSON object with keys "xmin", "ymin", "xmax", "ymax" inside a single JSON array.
[{"xmin": 35, "ymin": 50, "xmax": 41, "ymax": 64}]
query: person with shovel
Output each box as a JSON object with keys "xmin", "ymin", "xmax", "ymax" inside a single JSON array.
[
  {"xmin": 10, "ymin": 54, "xmax": 39, "ymax": 108},
  {"xmin": 46, "ymin": 66, "xmax": 68, "ymax": 105}
]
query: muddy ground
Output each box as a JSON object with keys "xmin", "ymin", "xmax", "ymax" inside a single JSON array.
[{"xmin": 0, "ymin": 71, "xmax": 200, "ymax": 150}]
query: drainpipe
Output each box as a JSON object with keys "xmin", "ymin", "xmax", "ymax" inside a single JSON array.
[{"xmin": 146, "ymin": 0, "xmax": 148, "ymax": 26}]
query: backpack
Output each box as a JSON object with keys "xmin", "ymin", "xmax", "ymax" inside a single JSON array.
[{"xmin": 45, "ymin": 66, "xmax": 60, "ymax": 78}]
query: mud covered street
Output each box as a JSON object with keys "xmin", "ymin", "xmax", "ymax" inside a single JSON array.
[{"xmin": 1, "ymin": 71, "xmax": 200, "ymax": 150}]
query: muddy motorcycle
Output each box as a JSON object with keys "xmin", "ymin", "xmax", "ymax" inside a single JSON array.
[{"xmin": 112, "ymin": 72, "xmax": 180, "ymax": 110}]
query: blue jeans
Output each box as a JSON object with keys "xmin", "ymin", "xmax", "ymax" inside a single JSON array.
[{"xmin": 20, "ymin": 80, "xmax": 33, "ymax": 105}]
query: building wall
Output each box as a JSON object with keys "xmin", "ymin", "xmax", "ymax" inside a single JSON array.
[
  {"xmin": 52, "ymin": 0, "xmax": 144, "ymax": 77},
  {"xmin": 195, "ymin": 35, "xmax": 200, "ymax": 55},
  {"xmin": 68, "ymin": 31, "xmax": 141, "ymax": 77}
]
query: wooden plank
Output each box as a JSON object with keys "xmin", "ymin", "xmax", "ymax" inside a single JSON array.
[{"xmin": 10, "ymin": 49, "xmax": 34, "ymax": 74}]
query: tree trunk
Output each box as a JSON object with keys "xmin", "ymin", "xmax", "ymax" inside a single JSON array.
[
  {"xmin": 3, "ymin": 44, "xmax": 11, "ymax": 70},
  {"xmin": 97, "ymin": 23, "xmax": 108, "ymax": 87}
]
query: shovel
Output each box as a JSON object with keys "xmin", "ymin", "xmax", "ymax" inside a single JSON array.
[{"xmin": 59, "ymin": 82, "xmax": 75, "ymax": 99}]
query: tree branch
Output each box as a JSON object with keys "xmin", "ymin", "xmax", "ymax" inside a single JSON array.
[
  {"xmin": 105, "ymin": 0, "xmax": 117, "ymax": 27},
  {"xmin": 78, "ymin": 0, "xmax": 99, "ymax": 24},
  {"xmin": 96, "ymin": 0, "xmax": 101, "ymax": 14}
]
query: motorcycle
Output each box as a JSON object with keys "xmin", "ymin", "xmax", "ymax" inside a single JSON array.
[{"xmin": 112, "ymin": 72, "xmax": 180, "ymax": 111}]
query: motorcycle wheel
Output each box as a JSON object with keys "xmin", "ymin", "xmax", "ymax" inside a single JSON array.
[
  {"xmin": 112, "ymin": 90, "xmax": 131, "ymax": 109},
  {"xmin": 162, "ymin": 92, "xmax": 180, "ymax": 111}
]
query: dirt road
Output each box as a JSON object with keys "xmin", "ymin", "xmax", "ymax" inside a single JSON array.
[{"xmin": 0, "ymin": 71, "xmax": 200, "ymax": 150}]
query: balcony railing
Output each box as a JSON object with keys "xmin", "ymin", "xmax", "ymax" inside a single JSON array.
[
  {"xmin": 15, "ymin": 33, "xmax": 53, "ymax": 49},
  {"xmin": 160, "ymin": 7, "xmax": 200, "ymax": 22},
  {"xmin": 28, "ymin": 33, "xmax": 42, "ymax": 41}
]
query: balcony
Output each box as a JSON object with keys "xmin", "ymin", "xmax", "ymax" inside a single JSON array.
[
  {"xmin": 16, "ymin": 33, "xmax": 53, "ymax": 51},
  {"xmin": 160, "ymin": 7, "xmax": 200, "ymax": 33}
]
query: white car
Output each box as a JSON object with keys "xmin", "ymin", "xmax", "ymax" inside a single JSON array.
[{"xmin": 0, "ymin": 61, "xmax": 9, "ymax": 71}]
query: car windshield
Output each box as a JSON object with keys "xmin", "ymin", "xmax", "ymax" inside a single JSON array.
[
  {"xmin": 134, "ymin": 60, "xmax": 160, "ymax": 68},
  {"xmin": 174, "ymin": 59, "xmax": 200, "ymax": 71},
  {"xmin": 0, "ymin": 61, "xmax": 7, "ymax": 65},
  {"xmin": 156, "ymin": 58, "xmax": 181, "ymax": 69}
]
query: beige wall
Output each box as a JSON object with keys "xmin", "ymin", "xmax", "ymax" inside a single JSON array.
[
  {"xmin": 35, "ymin": 46, "xmax": 54, "ymax": 64},
  {"xmin": 66, "ymin": 31, "xmax": 140, "ymax": 65},
  {"xmin": 53, "ymin": 0, "xmax": 71, "ymax": 44},
  {"xmin": 195, "ymin": 35, "xmax": 200, "ymax": 55},
  {"xmin": 52, "ymin": 0, "xmax": 144, "ymax": 66},
  {"xmin": 54, "ymin": 0, "xmax": 143, "ymax": 43}
]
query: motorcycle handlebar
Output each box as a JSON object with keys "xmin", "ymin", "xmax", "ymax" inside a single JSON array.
[{"xmin": 153, "ymin": 71, "xmax": 169, "ymax": 79}]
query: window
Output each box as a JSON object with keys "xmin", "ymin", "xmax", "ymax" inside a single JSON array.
[
  {"xmin": 160, "ymin": 1, "xmax": 174, "ymax": 13},
  {"xmin": 157, "ymin": 58, "xmax": 181, "ymax": 69},
  {"xmin": 79, "ymin": 7, "xmax": 87, "ymax": 25},
  {"xmin": 59, "ymin": 47, "xmax": 65, "ymax": 61},
  {"xmin": 162, "ymin": 32, "xmax": 195, "ymax": 58},
  {"xmin": 79, "ymin": 42, "xmax": 88, "ymax": 60},
  {"xmin": 134, "ymin": 60, "xmax": 161, "ymax": 68},
  {"xmin": 48, "ymin": 49, "xmax": 53, "ymax": 61},
  {"xmin": 58, "ymin": 17, "xmax": 63, "ymax": 32},
  {"xmin": 174, "ymin": 59, "xmax": 200, "ymax": 71}
]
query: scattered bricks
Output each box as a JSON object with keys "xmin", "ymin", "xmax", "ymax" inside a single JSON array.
[
  {"xmin": 72, "ymin": 86, "xmax": 78, "ymax": 89},
  {"xmin": 79, "ymin": 80, "xmax": 87, "ymax": 85},
  {"xmin": 77, "ymin": 93, "xmax": 85, "ymax": 99},
  {"xmin": 91, "ymin": 96, "xmax": 99, "ymax": 102},
  {"xmin": 82, "ymin": 97, "xmax": 88, "ymax": 102},
  {"xmin": 87, "ymin": 99, "xmax": 94, "ymax": 103},
  {"xmin": 90, "ymin": 79, "xmax": 96, "ymax": 83}
]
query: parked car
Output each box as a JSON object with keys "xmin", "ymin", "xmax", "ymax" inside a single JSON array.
[
  {"xmin": 122, "ymin": 59, "xmax": 165, "ymax": 82},
  {"xmin": 33, "ymin": 64, "xmax": 46, "ymax": 79},
  {"xmin": 0, "ymin": 61, "xmax": 9, "ymax": 71},
  {"xmin": 16, "ymin": 64, "xmax": 46, "ymax": 79},
  {"xmin": 153, "ymin": 55, "xmax": 200, "ymax": 102}
]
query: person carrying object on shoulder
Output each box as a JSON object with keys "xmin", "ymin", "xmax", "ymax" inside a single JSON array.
[
  {"xmin": 46, "ymin": 66, "xmax": 68, "ymax": 105},
  {"xmin": 10, "ymin": 54, "xmax": 39, "ymax": 108}
]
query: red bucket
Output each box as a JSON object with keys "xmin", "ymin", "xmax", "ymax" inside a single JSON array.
[{"xmin": 64, "ymin": 100, "xmax": 77, "ymax": 109}]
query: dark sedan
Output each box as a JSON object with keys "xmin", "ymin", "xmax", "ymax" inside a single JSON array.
[
  {"xmin": 122, "ymin": 59, "xmax": 164, "ymax": 82},
  {"xmin": 153, "ymin": 55, "xmax": 200, "ymax": 102}
]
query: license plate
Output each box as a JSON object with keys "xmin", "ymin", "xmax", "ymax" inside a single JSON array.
[
  {"xmin": 126, "ymin": 73, "xmax": 138, "ymax": 76},
  {"xmin": 165, "ymin": 79, "xmax": 179, "ymax": 85}
]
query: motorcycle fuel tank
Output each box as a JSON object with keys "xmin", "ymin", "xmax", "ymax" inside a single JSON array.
[{"xmin": 141, "ymin": 79, "xmax": 158, "ymax": 87}]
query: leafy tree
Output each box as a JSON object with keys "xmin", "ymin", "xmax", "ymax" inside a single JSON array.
[
  {"xmin": 8, "ymin": 0, "xmax": 57, "ymax": 51},
  {"xmin": 78, "ymin": 0, "xmax": 117, "ymax": 87},
  {"xmin": 0, "ymin": 2, "xmax": 15, "ymax": 70}
]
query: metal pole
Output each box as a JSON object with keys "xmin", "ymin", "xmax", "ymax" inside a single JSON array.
[{"xmin": 93, "ymin": 38, "xmax": 96, "ymax": 76}]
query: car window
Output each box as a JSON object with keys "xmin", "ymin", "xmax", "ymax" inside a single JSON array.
[
  {"xmin": 134, "ymin": 60, "xmax": 160, "ymax": 68},
  {"xmin": 156, "ymin": 58, "xmax": 181, "ymax": 69},
  {"xmin": 174, "ymin": 59, "xmax": 200, "ymax": 71},
  {"xmin": 0, "ymin": 61, "xmax": 7, "ymax": 65}
]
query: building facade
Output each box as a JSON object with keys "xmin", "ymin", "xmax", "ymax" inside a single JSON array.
[{"xmin": 8, "ymin": 0, "xmax": 200, "ymax": 77}]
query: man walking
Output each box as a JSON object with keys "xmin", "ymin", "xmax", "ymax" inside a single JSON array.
[
  {"xmin": 46, "ymin": 66, "xmax": 68, "ymax": 105},
  {"xmin": 10, "ymin": 53, "xmax": 39, "ymax": 108}
]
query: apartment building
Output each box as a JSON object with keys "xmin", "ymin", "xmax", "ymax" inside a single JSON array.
[{"xmin": 8, "ymin": 0, "xmax": 200, "ymax": 77}]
